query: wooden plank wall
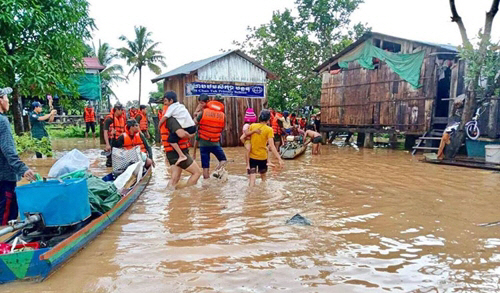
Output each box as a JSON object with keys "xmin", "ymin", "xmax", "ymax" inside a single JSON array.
[
  {"xmin": 163, "ymin": 74, "xmax": 266, "ymax": 146},
  {"xmin": 320, "ymin": 38, "xmax": 439, "ymax": 134}
]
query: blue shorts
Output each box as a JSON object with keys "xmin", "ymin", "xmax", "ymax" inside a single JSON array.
[{"xmin": 200, "ymin": 146, "xmax": 227, "ymax": 169}]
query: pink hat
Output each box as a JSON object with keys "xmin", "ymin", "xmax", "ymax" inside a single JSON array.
[{"xmin": 244, "ymin": 108, "xmax": 257, "ymax": 123}]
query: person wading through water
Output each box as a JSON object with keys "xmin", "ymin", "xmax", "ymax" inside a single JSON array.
[
  {"xmin": 194, "ymin": 95, "xmax": 227, "ymax": 179},
  {"xmin": 304, "ymin": 125, "xmax": 323, "ymax": 155},
  {"xmin": 243, "ymin": 109, "xmax": 284, "ymax": 187},
  {"xmin": 103, "ymin": 103, "xmax": 125, "ymax": 167},
  {"xmin": 114, "ymin": 119, "xmax": 155, "ymax": 168},
  {"xmin": 0, "ymin": 87, "xmax": 36, "ymax": 226},
  {"xmin": 158, "ymin": 94, "xmax": 202, "ymax": 187},
  {"xmin": 83, "ymin": 103, "xmax": 97, "ymax": 139},
  {"xmin": 135, "ymin": 105, "xmax": 150, "ymax": 139}
]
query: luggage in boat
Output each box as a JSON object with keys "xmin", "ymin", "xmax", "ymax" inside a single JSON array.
[{"xmin": 16, "ymin": 178, "xmax": 91, "ymax": 227}]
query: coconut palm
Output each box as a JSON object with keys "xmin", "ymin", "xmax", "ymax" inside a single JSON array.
[
  {"xmin": 118, "ymin": 26, "xmax": 166, "ymax": 105},
  {"xmin": 88, "ymin": 40, "xmax": 127, "ymax": 110}
]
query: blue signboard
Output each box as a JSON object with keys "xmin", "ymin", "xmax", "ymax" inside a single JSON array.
[{"xmin": 185, "ymin": 82, "xmax": 265, "ymax": 98}]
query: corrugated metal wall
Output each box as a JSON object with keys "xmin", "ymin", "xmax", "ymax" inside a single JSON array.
[{"xmin": 198, "ymin": 54, "xmax": 267, "ymax": 83}]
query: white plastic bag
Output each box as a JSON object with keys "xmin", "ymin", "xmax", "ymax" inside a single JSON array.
[
  {"xmin": 113, "ymin": 161, "xmax": 144, "ymax": 191},
  {"xmin": 48, "ymin": 149, "xmax": 90, "ymax": 178}
]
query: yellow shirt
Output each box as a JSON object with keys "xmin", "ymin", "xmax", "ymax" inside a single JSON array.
[
  {"xmin": 249, "ymin": 123, "xmax": 274, "ymax": 160},
  {"xmin": 279, "ymin": 117, "xmax": 291, "ymax": 129}
]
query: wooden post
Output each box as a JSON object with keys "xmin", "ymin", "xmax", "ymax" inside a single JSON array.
[
  {"xmin": 389, "ymin": 133, "xmax": 398, "ymax": 149},
  {"xmin": 405, "ymin": 135, "xmax": 418, "ymax": 150},
  {"xmin": 487, "ymin": 99, "xmax": 499, "ymax": 138},
  {"xmin": 99, "ymin": 117, "xmax": 105, "ymax": 145},
  {"xmin": 364, "ymin": 133, "xmax": 374, "ymax": 148},
  {"xmin": 321, "ymin": 132, "xmax": 328, "ymax": 144},
  {"xmin": 152, "ymin": 116, "xmax": 160, "ymax": 143},
  {"xmin": 356, "ymin": 132, "xmax": 365, "ymax": 147}
]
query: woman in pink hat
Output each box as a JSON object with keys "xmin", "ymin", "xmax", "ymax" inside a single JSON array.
[{"xmin": 240, "ymin": 108, "xmax": 260, "ymax": 171}]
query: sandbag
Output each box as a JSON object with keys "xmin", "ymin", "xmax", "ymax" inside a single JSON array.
[
  {"xmin": 48, "ymin": 149, "xmax": 90, "ymax": 178},
  {"xmin": 112, "ymin": 147, "xmax": 141, "ymax": 176}
]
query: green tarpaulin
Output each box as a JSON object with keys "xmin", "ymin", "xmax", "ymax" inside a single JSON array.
[
  {"xmin": 76, "ymin": 73, "xmax": 102, "ymax": 101},
  {"xmin": 338, "ymin": 41, "xmax": 425, "ymax": 88},
  {"xmin": 60, "ymin": 170, "xmax": 120, "ymax": 214}
]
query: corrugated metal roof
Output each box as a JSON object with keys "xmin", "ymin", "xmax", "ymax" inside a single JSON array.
[
  {"xmin": 315, "ymin": 32, "xmax": 458, "ymax": 72},
  {"xmin": 151, "ymin": 50, "xmax": 277, "ymax": 83},
  {"xmin": 83, "ymin": 57, "xmax": 106, "ymax": 71}
]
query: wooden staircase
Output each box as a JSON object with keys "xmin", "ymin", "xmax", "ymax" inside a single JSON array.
[{"xmin": 412, "ymin": 129, "xmax": 444, "ymax": 155}]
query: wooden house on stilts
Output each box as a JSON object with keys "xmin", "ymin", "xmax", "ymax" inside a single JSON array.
[
  {"xmin": 151, "ymin": 50, "xmax": 276, "ymax": 147},
  {"xmin": 315, "ymin": 32, "xmax": 473, "ymax": 151}
]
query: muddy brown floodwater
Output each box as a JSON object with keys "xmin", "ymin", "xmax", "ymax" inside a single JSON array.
[{"xmin": 3, "ymin": 138, "xmax": 500, "ymax": 292}]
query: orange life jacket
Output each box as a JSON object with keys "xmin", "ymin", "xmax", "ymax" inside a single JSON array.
[
  {"xmin": 137, "ymin": 112, "xmax": 148, "ymax": 132},
  {"xmin": 84, "ymin": 107, "xmax": 95, "ymax": 123},
  {"xmin": 159, "ymin": 105, "xmax": 190, "ymax": 152},
  {"xmin": 106, "ymin": 110, "xmax": 125, "ymax": 140},
  {"xmin": 271, "ymin": 113, "xmax": 283, "ymax": 135},
  {"xmin": 122, "ymin": 130, "xmax": 146, "ymax": 153},
  {"xmin": 290, "ymin": 117, "xmax": 297, "ymax": 126},
  {"xmin": 157, "ymin": 109, "xmax": 163, "ymax": 120},
  {"xmin": 198, "ymin": 105, "xmax": 225, "ymax": 143},
  {"xmin": 129, "ymin": 109, "xmax": 138, "ymax": 119},
  {"xmin": 206, "ymin": 100, "xmax": 225, "ymax": 112},
  {"xmin": 299, "ymin": 118, "xmax": 306, "ymax": 129}
]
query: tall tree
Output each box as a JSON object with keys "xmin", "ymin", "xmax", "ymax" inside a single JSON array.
[
  {"xmin": 234, "ymin": 0, "xmax": 367, "ymax": 111},
  {"xmin": 0, "ymin": 0, "xmax": 95, "ymax": 134},
  {"xmin": 93, "ymin": 40, "xmax": 127, "ymax": 110},
  {"xmin": 444, "ymin": 0, "xmax": 500, "ymax": 158},
  {"xmin": 118, "ymin": 26, "xmax": 166, "ymax": 105}
]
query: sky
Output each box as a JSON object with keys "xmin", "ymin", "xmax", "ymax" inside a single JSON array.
[{"xmin": 87, "ymin": 0, "xmax": 499, "ymax": 105}]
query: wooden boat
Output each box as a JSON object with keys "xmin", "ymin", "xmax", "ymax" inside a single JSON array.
[
  {"xmin": 0, "ymin": 167, "xmax": 152, "ymax": 284},
  {"xmin": 280, "ymin": 142, "xmax": 307, "ymax": 159}
]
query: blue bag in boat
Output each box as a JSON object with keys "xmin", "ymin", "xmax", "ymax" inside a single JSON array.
[{"xmin": 15, "ymin": 178, "xmax": 91, "ymax": 227}]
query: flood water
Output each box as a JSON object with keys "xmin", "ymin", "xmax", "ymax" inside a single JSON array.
[{"xmin": 4, "ymin": 138, "xmax": 500, "ymax": 292}]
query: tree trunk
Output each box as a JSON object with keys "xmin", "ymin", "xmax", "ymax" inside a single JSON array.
[
  {"xmin": 11, "ymin": 87, "xmax": 25, "ymax": 135},
  {"xmin": 444, "ymin": 90, "xmax": 477, "ymax": 158},
  {"xmin": 138, "ymin": 67, "xmax": 142, "ymax": 105}
]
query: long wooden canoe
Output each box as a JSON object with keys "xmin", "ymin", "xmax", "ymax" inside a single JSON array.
[{"xmin": 0, "ymin": 167, "xmax": 152, "ymax": 284}]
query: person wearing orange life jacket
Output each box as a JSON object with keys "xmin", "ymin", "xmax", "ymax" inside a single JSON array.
[
  {"xmin": 135, "ymin": 105, "xmax": 150, "ymax": 139},
  {"xmin": 191, "ymin": 94, "xmax": 210, "ymax": 161},
  {"xmin": 103, "ymin": 103, "xmax": 125, "ymax": 167},
  {"xmin": 271, "ymin": 111, "xmax": 284, "ymax": 151},
  {"xmin": 113, "ymin": 119, "xmax": 155, "ymax": 168},
  {"xmin": 83, "ymin": 103, "xmax": 97, "ymax": 139},
  {"xmin": 128, "ymin": 107, "xmax": 138, "ymax": 119},
  {"xmin": 158, "ymin": 92, "xmax": 201, "ymax": 187},
  {"xmin": 194, "ymin": 95, "xmax": 227, "ymax": 179}
]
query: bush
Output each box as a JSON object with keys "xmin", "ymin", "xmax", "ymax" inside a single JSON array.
[
  {"xmin": 47, "ymin": 125, "xmax": 100, "ymax": 138},
  {"xmin": 14, "ymin": 134, "xmax": 53, "ymax": 157}
]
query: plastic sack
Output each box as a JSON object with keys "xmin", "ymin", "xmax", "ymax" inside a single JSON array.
[
  {"xmin": 112, "ymin": 146, "xmax": 141, "ymax": 176},
  {"xmin": 113, "ymin": 161, "xmax": 144, "ymax": 191},
  {"xmin": 48, "ymin": 149, "xmax": 90, "ymax": 178}
]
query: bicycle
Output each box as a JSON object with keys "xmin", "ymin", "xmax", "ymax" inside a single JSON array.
[{"xmin": 465, "ymin": 101, "xmax": 488, "ymax": 140}]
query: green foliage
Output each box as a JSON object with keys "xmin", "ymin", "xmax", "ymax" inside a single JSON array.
[
  {"xmin": 118, "ymin": 26, "xmax": 166, "ymax": 104},
  {"xmin": 234, "ymin": 0, "xmax": 368, "ymax": 111},
  {"xmin": 47, "ymin": 125, "xmax": 99, "ymax": 138},
  {"xmin": 459, "ymin": 36, "xmax": 500, "ymax": 99},
  {"xmin": 14, "ymin": 134, "xmax": 53, "ymax": 157},
  {"xmin": 0, "ymin": 0, "xmax": 95, "ymax": 97},
  {"xmin": 149, "ymin": 82, "xmax": 164, "ymax": 103},
  {"xmin": 59, "ymin": 99, "xmax": 86, "ymax": 115}
]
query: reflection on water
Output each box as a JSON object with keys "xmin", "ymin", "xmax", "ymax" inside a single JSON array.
[{"xmin": 4, "ymin": 138, "xmax": 500, "ymax": 292}]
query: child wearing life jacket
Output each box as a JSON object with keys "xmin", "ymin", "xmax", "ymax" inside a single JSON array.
[
  {"xmin": 240, "ymin": 108, "xmax": 259, "ymax": 171},
  {"xmin": 163, "ymin": 91, "xmax": 197, "ymax": 166}
]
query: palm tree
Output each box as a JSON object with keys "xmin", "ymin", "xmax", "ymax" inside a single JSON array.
[
  {"xmin": 118, "ymin": 26, "xmax": 166, "ymax": 105},
  {"xmin": 94, "ymin": 40, "xmax": 127, "ymax": 109}
]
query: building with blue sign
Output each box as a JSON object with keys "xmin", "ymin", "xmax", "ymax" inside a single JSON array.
[{"xmin": 151, "ymin": 50, "xmax": 276, "ymax": 147}]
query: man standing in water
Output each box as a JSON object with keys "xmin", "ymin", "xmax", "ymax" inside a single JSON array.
[
  {"xmin": 0, "ymin": 87, "xmax": 36, "ymax": 225},
  {"xmin": 194, "ymin": 95, "xmax": 227, "ymax": 179},
  {"xmin": 304, "ymin": 125, "xmax": 322, "ymax": 155},
  {"xmin": 245, "ymin": 109, "xmax": 284, "ymax": 187},
  {"xmin": 83, "ymin": 103, "xmax": 97, "ymax": 139},
  {"xmin": 158, "ymin": 93, "xmax": 202, "ymax": 187}
]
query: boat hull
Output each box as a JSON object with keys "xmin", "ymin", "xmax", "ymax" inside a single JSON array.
[
  {"xmin": 0, "ymin": 167, "xmax": 152, "ymax": 284},
  {"xmin": 281, "ymin": 145, "xmax": 307, "ymax": 159}
]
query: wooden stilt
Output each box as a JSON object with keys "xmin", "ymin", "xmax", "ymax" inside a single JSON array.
[{"xmin": 364, "ymin": 133, "xmax": 374, "ymax": 148}]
